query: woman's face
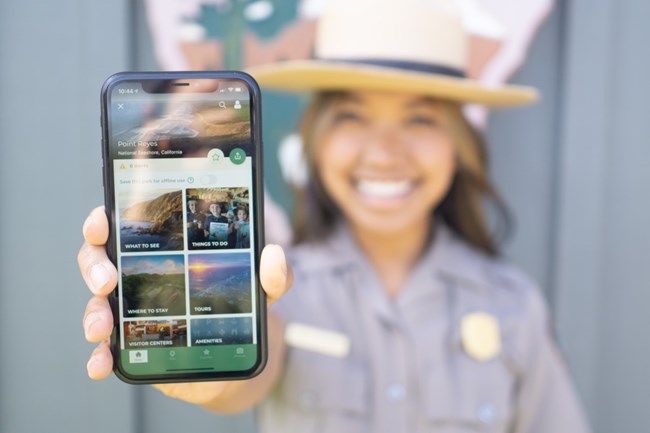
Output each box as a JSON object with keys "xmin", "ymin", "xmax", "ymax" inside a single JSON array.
[{"xmin": 317, "ymin": 91, "xmax": 456, "ymax": 236}]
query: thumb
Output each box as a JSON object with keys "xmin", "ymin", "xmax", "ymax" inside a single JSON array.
[{"xmin": 259, "ymin": 244, "xmax": 292, "ymax": 306}]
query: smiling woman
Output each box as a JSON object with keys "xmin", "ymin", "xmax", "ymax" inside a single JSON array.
[
  {"xmin": 294, "ymin": 91, "xmax": 506, "ymax": 257},
  {"xmin": 321, "ymin": 93, "xmax": 456, "ymax": 234},
  {"xmin": 245, "ymin": 2, "xmax": 589, "ymax": 431}
]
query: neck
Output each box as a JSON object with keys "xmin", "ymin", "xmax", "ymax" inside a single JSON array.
[{"xmin": 351, "ymin": 219, "xmax": 432, "ymax": 298}]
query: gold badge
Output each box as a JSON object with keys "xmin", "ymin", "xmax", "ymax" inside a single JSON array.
[{"xmin": 461, "ymin": 312, "xmax": 501, "ymax": 362}]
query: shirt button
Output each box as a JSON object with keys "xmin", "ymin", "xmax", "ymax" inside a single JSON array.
[
  {"xmin": 477, "ymin": 403, "xmax": 497, "ymax": 424},
  {"xmin": 385, "ymin": 384, "xmax": 406, "ymax": 401}
]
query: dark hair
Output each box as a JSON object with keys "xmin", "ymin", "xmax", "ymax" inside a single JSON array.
[{"xmin": 291, "ymin": 92, "xmax": 510, "ymax": 256}]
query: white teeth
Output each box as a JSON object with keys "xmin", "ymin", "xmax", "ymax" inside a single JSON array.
[{"xmin": 356, "ymin": 179, "xmax": 413, "ymax": 198}]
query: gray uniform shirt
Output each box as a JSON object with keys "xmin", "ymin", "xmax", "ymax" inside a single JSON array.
[{"xmin": 258, "ymin": 224, "xmax": 591, "ymax": 433}]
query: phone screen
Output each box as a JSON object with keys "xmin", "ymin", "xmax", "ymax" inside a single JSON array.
[{"xmin": 101, "ymin": 73, "xmax": 265, "ymax": 383}]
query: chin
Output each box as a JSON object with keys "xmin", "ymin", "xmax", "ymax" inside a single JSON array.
[{"xmin": 346, "ymin": 210, "xmax": 429, "ymax": 238}]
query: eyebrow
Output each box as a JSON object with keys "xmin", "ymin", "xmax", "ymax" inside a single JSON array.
[
  {"xmin": 334, "ymin": 94, "xmax": 441, "ymax": 112},
  {"xmin": 340, "ymin": 94, "xmax": 439, "ymax": 107},
  {"xmin": 337, "ymin": 93, "xmax": 363, "ymax": 105},
  {"xmin": 405, "ymin": 98, "xmax": 440, "ymax": 109}
]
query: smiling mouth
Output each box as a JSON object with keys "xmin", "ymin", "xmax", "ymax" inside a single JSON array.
[{"xmin": 355, "ymin": 179, "xmax": 415, "ymax": 199}]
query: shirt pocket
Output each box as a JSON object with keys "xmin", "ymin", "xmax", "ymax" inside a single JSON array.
[
  {"xmin": 279, "ymin": 350, "xmax": 369, "ymax": 433},
  {"xmin": 424, "ymin": 357, "xmax": 514, "ymax": 433}
]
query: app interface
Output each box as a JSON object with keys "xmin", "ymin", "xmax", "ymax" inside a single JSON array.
[{"xmin": 107, "ymin": 79, "xmax": 259, "ymax": 376}]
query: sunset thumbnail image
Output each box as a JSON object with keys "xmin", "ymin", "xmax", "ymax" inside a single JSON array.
[{"xmin": 188, "ymin": 253, "xmax": 252, "ymax": 314}]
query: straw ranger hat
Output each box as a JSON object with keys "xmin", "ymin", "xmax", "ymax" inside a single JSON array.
[{"xmin": 248, "ymin": 0, "xmax": 538, "ymax": 107}]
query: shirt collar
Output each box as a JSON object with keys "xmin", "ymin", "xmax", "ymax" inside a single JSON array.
[
  {"xmin": 294, "ymin": 221, "xmax": 496, "ymax": 293},
  {"xmin": 427, "ymin": 224, "xmax": 498, "ymax": 292}
]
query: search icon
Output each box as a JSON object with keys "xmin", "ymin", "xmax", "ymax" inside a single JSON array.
[{"xmin": 218, "ymin": 101, "xmax": 226, "ymax": 108}]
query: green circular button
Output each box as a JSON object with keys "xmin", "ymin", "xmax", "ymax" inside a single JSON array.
[{"xmin": 229, "ymin": 148, "xmax": 246, "ymax": 165}]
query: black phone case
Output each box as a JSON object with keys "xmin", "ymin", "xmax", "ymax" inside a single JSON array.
[{"xmin": 100, "ymin": 71, "xmax": 267, "ymax": 384}]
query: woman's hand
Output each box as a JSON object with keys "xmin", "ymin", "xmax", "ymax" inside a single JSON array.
[
  {"xmin": 78, "ymin": 206, "xmax": 292, "ymax": 407},
  {"xmin": 78, "ymin": 207, "xmax": 118, "ymax": 380}
]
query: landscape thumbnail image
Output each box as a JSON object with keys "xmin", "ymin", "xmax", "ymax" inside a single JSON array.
[
  {"xmin": 119, "ymin": 188, "xmax": 183, "ymax": 252},
  {"xmin": 121, "ymin": 255, "xmax": 186, "ymax": 317},
  {"xmin": 111, "ymin": 99, "xmax": 251, "ymax": 158},
  {"xmin": 189, "ymin": 253, "xmax": 252, "ymax": 314},
  {"xmin": 180, "ymin": 99, "xmax": 252, "ymax": 157},
  {"xmin": 124, "ymin": 319, "xmax": 187, "ymax": 348}
]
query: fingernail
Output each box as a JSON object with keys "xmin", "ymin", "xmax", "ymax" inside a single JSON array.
[
  {"xmin": 85, "ymin": 312, "xmax": 100, "ymax": 338},
  {"xmin": 276, "ymin": 245, "xmax": 288, "ymax": 277},
  {"xmin": 82, "ymin": 214, "xmax": 92, "ymax": 238},
  {"xmin": 267, "ymin": 244, "xmax": 287, "ymax": 277},
  {"xmin": 89, "ymin": 264, "xmax": 110, "ymax": 292},
  {"xmin": 280, "ymin": 257, "xmax": 288, "ymax": 277},
  {"xmin": 87, "ymin": 357, "xmax": 99, "ymax": 379}
]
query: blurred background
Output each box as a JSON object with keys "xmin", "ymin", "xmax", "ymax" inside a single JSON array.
[{"xmin": 0, "ymin": 0, "xmax": 648, "ymax": 432}]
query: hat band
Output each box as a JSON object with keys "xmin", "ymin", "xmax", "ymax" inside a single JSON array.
[{"xmin": 322, "ymin": 58, "xmax": 466, "ymax": 78}]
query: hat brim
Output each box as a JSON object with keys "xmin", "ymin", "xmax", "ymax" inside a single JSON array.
[{"xmin": 248, "ymin": 61, "xmax": 538, "ymax": 107}]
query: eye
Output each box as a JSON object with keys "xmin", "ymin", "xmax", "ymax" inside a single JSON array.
[
  {"xmin": 332, "ymin": 109, "xmax": 365, "ymax": 124},
  {"xmin": 406, "ymin": 114, "xmax": 438, "ymax": 127}
]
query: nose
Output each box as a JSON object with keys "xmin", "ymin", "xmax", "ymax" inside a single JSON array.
[{"xmin": 361, "ymin": 126, "xmax": 404, "ymax": 166}]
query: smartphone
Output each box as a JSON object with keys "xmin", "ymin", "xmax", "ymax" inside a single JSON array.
[{"xmin": 100, "ymin": 71, "xmax": 266, "ymax": 383}]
